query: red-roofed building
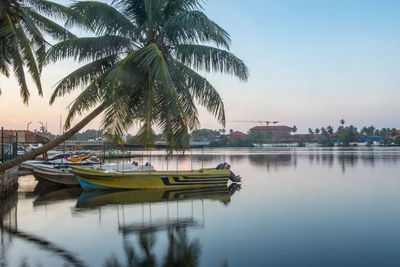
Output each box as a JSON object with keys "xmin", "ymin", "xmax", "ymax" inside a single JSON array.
[
  {"xmin": 228, "ymin": 131, "xmax": 246, "ymax": 138},
  {"xmin": 250, "ymin": 126, "xmax": 293, "ymax": 137}
]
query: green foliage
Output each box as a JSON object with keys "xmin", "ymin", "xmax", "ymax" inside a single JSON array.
[
  {"xmin": 190, "ymin": 128, "xmax": 219, "ymax": 141},
  {"xmin": 378, "ymin": 128, "xmax": 391, "ymax": 145},
  {"xmin": 394, "ymin": 135, "xmax": 400, "ymax": 145},
  {"xmin": 361, "ymin": 126, "xmax": 375, "ymax": 136},
  {"xmin": 338, "ymin": 125, "xmax": 360, "ymax": 146},
  {"xmin": 326, "ymin": 125, "xmax": 334, "ymax": 135},
  {"xmin": 126, "ymin": 135, "xmax": 137, "ymax": 145},
  {"xmin": 47, "ymin": 0, "xmax": 248, "ymax": 151},
  {"xmin": 248, "ymin": 129, "xmax": 273, "ymax": 143},
  {"xmin": 0, "ymin": 0, "xmax": 74, "ymax": 103},
  {"xmin": 366, "ymin": 139, "xmax": 373, "ymax": 147},
  {"xmin": 209, "ymin": 135, "xmax": 253, "ymax": 147},
  {"xmin": 319, "ymin": 127, "xmax": 333, "ymax": 147},
  {"xmin": 69, "ymin": 129, "xmax": 101, "ymax": 141},
  {"xmin": 297, "ymin": 136, "xmax": 306, "ymax": 147}
]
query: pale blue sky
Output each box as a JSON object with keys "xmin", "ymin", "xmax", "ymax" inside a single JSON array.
[{"xmin": 1, "ymin": 0, "xmax": 399, "ymax": 133}]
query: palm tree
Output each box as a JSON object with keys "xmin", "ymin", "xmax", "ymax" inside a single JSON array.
[
  {"xmin": 326, "ymin": 125, "xmax": 334, "ymax": 135},
  {"xmin": 0, "ymin": 0, "xmax": 248, "ymax": 171},
  {"xmin": 0, "ymin": 0, "xmax": 74, "ymax": 103}
]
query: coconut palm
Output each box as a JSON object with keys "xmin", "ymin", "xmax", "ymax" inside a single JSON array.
[
  {"xmin": 0, "ymin": 0, "xmax": 74, "ymax": 103},
  {"xmin": 0, "ymin": 0, "xmax": 248, "ymax": 171},
  {"xmin": 47, "ymin": 0, "xmax": 248, "ymax": 143}
]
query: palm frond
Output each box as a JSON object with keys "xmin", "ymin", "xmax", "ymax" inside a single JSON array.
[
  {"xmin": 10, "ymin": 42, "xmax": 30, "ymax": 103},
  {"xmin": 50, "ymin": 55, "xmax": 118, "ymax": 104},
  {"xmin": 102, "ymin": 84, "xmax": 140, "ymax": 139},
  {"xmin": 68, "ymin": 1, "xmax": 136, "ymax": 36},
  {"xmin": 112, "ymin": 0, "xmax": 146, "ymax": 26},
  {"xmin": 64, "ymin": 81, "xmax": 102, "ymax": 129},
  {"xmin": 0, "ymin": 54, "xmax": 10, "ymax": 77},
  {"xmin": 175, "ymin": 44, "xmax": 249, "ymax": 81},
  {"xmin": 159, "ymin": 10, "xmax": 231, "ymax": 49},
  {"xmin": 171, "ymin": 59, "xmax": 226, "ymax": 126},
  {"xmin": 24, "ymin": 8, "xmax": 76, "ymax": 41},
  {"xmin": 15, "ymin": 24, "xmax": 43, "ymax": 96},
  {"xmin": 45, "ymin": 35, "xmax": 131, "ymax": 64},
  {"xmin": 25, "ymin": 0, "xmax": 73, "ymax": 20}
]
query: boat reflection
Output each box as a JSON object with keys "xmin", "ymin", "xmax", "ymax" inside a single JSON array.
[
  {"xmin": 76, "ymin": 183, "xmax": 241, "ymax": 209},
  {"xmin": 33, "ymin": 187, "xmax": 83, "ymax": 207}
]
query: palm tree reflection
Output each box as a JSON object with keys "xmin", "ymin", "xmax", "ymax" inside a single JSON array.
[
  {"xmin": 100, "ymin": 185, "xmax": 241, "ymax": 267},
  {"xmin": 163, "ymin": 226, "xmax": 200, "ymax": 267},
  {"xmin": 104, "ymin": 225, "xmax": 200, "ymax": 267}
]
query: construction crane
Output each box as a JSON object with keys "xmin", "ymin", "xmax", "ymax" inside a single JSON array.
[{"xmin": 230, "ymin": 120, "xmax": 279, "ymax": 126}]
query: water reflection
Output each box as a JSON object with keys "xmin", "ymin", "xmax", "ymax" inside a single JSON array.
[
  {"xmin": 33, "ymin": 187, "xmax": 83, "ymax": 207},
  {"xmin": 1, "ymin": 191, "xmax": 87, "ymax": 267},
  {"xmin": 104, "ymin": 225, "xmax": 201, "ymax": 267},
  {"xmin": 78, "ymin": 185, "xmax": 240, "ymax": 267},
  {"xmin": 76, "ymin": 184, "xmax": 240, "ymax": 210},
  {"xmin": 1, "ymin": 183, "xmax": 240, "ymax": 267},
  {"xmin": 2, "ymin": 148, "xmax": 400, "ymax": 266}
]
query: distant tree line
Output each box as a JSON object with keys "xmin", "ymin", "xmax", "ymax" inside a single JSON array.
[
  {"xmin": 299, "ymin": 119, "xmax": 399, "ymax": 147},
  {"xmin": 41, "ymin": 120, "xmax": 400, "ymax": 148}
]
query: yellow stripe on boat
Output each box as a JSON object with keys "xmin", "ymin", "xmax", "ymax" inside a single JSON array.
[{"xmin": 71, "ymin": 167, "xmax": 230, "ymax": 190}]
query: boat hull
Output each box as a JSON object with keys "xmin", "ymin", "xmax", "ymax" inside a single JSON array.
[
  {"xmin": 33, "ymin": 167, "xmax": 79, "ymax": 186},
  {"xmin": 72, "ymin": 167, "xmax": 230, "ymax": 190}
]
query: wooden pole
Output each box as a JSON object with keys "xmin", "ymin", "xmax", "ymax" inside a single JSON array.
[
  {"xmin": 15, "ymin": 132, "xmax": 18, "ymax": 159},
  {"xmin": 1, "ymin": 127, "xmax": 4, "ymax": 164}
]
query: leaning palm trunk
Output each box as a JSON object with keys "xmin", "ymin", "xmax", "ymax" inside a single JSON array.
[{"xmin": 0, "ymin": 104, "xmax": 104, "ymax": 172}]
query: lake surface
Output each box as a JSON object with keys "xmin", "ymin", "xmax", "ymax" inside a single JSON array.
[{"xmin": 2, "ymin": 147, "xmax": 400, "ymax": 267}]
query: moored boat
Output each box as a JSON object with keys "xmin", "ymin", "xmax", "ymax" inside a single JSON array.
[
  {"xmin": 71, "ymin": 163, "xmax": 241, "ymax": 190},
  {"xmin": 33, "ymin": 166, "xmax": 79, "ymax": 186},
  {"xmin": 33, "ymin": 163, "xmax": 155, "ymax": 187}
]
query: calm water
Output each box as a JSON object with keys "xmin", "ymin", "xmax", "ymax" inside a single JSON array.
[{"xmin": 2, "ymin": 147, "xmax": 400, "ymax": 267}]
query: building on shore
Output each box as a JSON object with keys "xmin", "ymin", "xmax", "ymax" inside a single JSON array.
[
  {"xmin": 0, "ymin": 130, "xmax": 51, "ymax": 144},
  {"xmin": 249, "ymin": 126, "xmax": 293, "ymax": 139},
  {"xmin": 228, "ymin": 131, "xmax": 247, "ymax": 138}
]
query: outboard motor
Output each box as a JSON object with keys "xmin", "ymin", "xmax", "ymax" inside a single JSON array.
[
  {"xmin": 229, "ymin": 170, "xmax": 241, "ymax": 182},
  {"xmin": 216, "ymin": 162, "xmax": 241, "ymax": 182},
  {"xmin": 216, "ymin": 162, "xmax": 230, "ymax": 169}
]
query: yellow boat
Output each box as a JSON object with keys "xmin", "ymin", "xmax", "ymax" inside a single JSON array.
[{"xmin": 71, "ymin": 163, "xmax": 241, "ymax": 190}]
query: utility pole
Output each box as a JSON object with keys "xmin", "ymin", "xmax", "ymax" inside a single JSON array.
[{"xmin": 26, "ymin": 122, "xmax": 32, "ymax": 131}]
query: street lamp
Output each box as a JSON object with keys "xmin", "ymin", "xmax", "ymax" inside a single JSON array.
[
  {"xmin": 38, "ymin": 121, "xmax": 44, "ymax": 133},
  {"xmin": 26, "ymin": 121, "xmax": 32, "ymax": 131}
]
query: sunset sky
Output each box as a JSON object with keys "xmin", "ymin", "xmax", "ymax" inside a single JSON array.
[{"xmin": 1, "ymin": 0, "xmax": 399, "ymax": 134}]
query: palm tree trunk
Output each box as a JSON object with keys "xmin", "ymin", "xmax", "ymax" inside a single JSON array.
[{"xmin": 0, "ymin": 104, "xmax": 105, "ymax": 172}]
